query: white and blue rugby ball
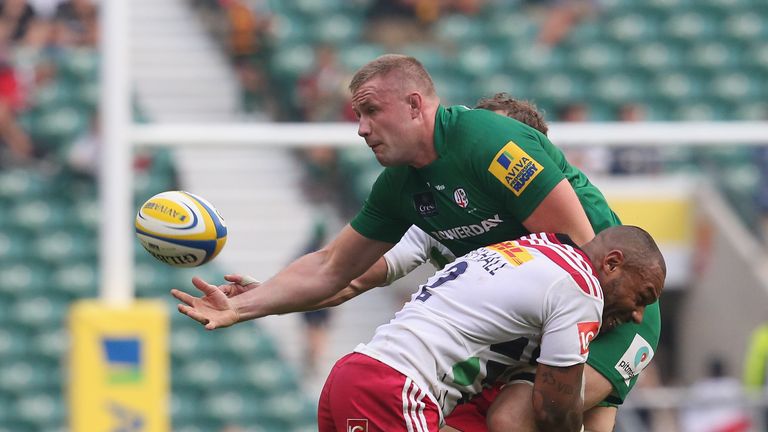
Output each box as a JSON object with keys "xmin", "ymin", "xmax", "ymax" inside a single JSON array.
[{"xmin": 135, "ymin": 191, "xmax": 227, "ymax": 267}]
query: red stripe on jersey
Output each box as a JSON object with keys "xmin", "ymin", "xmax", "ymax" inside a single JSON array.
[{"xmin": 516, "ymin": 233, "xmax": 602, "ymax": 299}]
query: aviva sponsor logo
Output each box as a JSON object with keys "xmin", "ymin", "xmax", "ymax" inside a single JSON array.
[
  {"xmin": 103, "ymin": 338, "xmax": 142, "ymax": 385},
  {"xmin": 431, "ymin": 215, "xmax": 503, "ymax": 241},
  {"xmin": 488, "ymin": 142, "xmax": 544, "ymax": 196}
]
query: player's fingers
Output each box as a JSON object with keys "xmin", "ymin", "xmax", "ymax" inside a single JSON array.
[
  {"xmin": 219, "ymin": 285, "xmax": 233, "ymax": 296},
  {"xmin": 177, "ymin": 304, "xmax": 210, "ymax": 326},
  {"xmin": 224, "ymin": 274, "xmax": 242, "ymax": 283},
  {"xmin": 192, "ymin": 276, "xmax": 219, "ymax": 296},
  {"xmin": 171, "ymin": 288, "xmax": 197, "ymax": 306}
]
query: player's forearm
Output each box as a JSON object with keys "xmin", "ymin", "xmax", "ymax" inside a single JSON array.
[
  {"xmin": 231, "ymin": 249, "xmax": 353, "ymax": 320},
  {"xmin": 533, "ymin": 365, "xmax": 584, "ymax": 432},
  {"xmin": 315, "ymin": 258, "xmax": 389, "ymax": 308},
  {"xmin": 582, "ymin": 406, "xmax": 617, "ymax": 432}
]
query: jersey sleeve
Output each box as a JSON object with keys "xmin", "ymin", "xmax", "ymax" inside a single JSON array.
[
  {"xmin": 350, "ymin": 169, "xmax": 412, "ymax": 244},
  {"xmin": 537, "ymin": 278, "xmax": 603, "ymax": 368},
  {"xmin": 461, "ymin": 111, "xmax": 566, "ymax": 222},
  {"xmin": 383, "ymin": 226, "xmax": 456, "ymax": 285},
  {"xmin": 587, "ymin": 300, "xmax": 661, "ymax": 405}
]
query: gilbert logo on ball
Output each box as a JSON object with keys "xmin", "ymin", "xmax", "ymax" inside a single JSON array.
[{"xmin": 135, "ymin": 191, "xmax": 227, "ymax": 267}]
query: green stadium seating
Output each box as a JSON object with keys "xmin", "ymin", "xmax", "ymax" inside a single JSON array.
[
  {"xmin": 0, "ymin": 329, "xmax": 30, "ymax": 358},
  {"xmin": 663, "ymin": 9, "xmax": 721, "ymax": 41},
  {"xmin": 456, "ymin": 44, "xmax": 505, "ymax": 79},
  {"xmin": 50, "ymin": 261, "xmax": 98, "ymax": 298},
  {"xmin": 0, "ymin": 169, "xmax": 47, "ymax": 201},
  {"xmin": 338, "ymin": 43, "xmax": 387, "ymax": 71},
  {"xmin": 311, "ymin": 14, "xmax": 361, "ymax": 44},
  {"xmin": 434, "ymin": 14, "xmax": 485, "ymax": 44},
  {"xmin": 32, "ymin": 229, "xmax": 95, "ymax": 265},
  {"xmin": 605, "ymin": 11, "xmax": 663, "ymax": 43},
  {"xmin": 0, "ymin": 262, "xmax": 48, "ymax": 296},
  {"xmin": 0, "ymin": 230, "xmax": 32, "ymax": 261},
  {"xmin": 14, "ymin": 391, "xmax": 65, "ymax": 428}
]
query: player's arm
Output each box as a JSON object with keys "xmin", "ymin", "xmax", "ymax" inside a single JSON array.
[
  {"xmin": 311, "ymin": 225, "xmax": 442, "ymax": 308},
  {"xmin": 532, "ymin": 362, "xmax": 584, "ymax": 432},
  {"xmin": 584, "ymin": 364, "xmax": 614, "ymax": 408},
  {"xmin": 311, "ymin": 257, "xmax": 389, "ymax": 308},
  {"xmin": 172, "ymin": 224, "xmax": 393, "ymax": 329},
  {"xmin": 582, "ymin": 405, "xmax": 618, "ymax": 432},
  {"xmin": 522, "ymin": 179, "xmax": 595, "ymax": 246}
]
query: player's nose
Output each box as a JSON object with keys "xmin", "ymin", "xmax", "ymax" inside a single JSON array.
[{"xmin": 357, "ymin": 118, "xmax": 371, "ymax": 138}]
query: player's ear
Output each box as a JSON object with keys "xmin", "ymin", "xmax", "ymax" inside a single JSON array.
[
  {"xmin": 408, "ymin": 93, "xmax": 422, "ymax": 117},
  {"xmin": 604, "ymin": 249, "xmax": 624, "ymax": 273}
]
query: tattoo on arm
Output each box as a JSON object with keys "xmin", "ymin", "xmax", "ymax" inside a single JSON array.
[{"xmin": 533, "ymin": 364, "xmax": 584, "ymax": 432}]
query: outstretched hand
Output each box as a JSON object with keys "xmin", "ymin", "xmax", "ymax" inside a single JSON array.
[{"xmin": 171, "ymin": 277, "xmax": 241, "ymax": 330}]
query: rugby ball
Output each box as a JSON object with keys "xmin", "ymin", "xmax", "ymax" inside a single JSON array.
[{"xmin": 135, "ymin": 191, "xmax": 227, "ymax": 267}]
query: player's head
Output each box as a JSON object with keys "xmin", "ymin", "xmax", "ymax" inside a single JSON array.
[
  {"xmin": 475, "ymin": 93, "xmax": 549, "ymax": 136},
  {"xmin": 349, "ymin": 54, "xmax": 439, "ymax": 167},
  {"xmin": 583, "ymin": 225, "xmax": 666, "ymax": 333}
]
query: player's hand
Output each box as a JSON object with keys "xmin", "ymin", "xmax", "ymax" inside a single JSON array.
[
  {"xmin": 219, "ymin": 274, "xmax": 261, "ymax": 297},
  {"xmin": 171, "ymin": 277, "xmax": 241, "ymax": 330}
]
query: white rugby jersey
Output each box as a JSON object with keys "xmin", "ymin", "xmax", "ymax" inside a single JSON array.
[
  {"xmin": 383, "ymin": 225, "xmax": 455, "ymax": 285},
  {"xmin": 357, "ymin": 233, "xmax": 604, "ymax": 419}
]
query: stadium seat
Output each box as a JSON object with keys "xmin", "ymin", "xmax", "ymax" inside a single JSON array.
[
  {"xmin": 400, "ymin": 44, "xmax": 448, "ymax": 72},
  {"xmin": 268, "ymin": 43, "xmax": 316, "ymax": 79},
  {"xmin": 455, "ymin": 44, "xmax": 505, "ymax": 79},
  {"xmin": 591, "ymin": 70, "xmax": 650, "ymax": 105},
  {"xmin": 687, "ymin": 40, "xmax": 744, "ymax": 69},
  {"xmin": 434, "ymin": 14, "xmax": 485, "ymax": 44},
  {"xmin": 0, "ymin": 329, "xmax": 30, "ymax": 358},
  {"xmin": 134, "ymin": 261, "xmax": 173, "ymax": 297},
  {"xmin": 662, "ymin": 10, "xmax": 720, "ymax": 41},
  {"xmin": 0, "ymin": 262, "xmax": 49, "ymax": 296},
  {"xmin": 242, "ymin": 359, "xmax": 299, "ymax": 393},
  {"xmin": 605, "ymin": 11, "xmax": 662, "ymax": 43},
  {"xmin": 202, "ymin": 390, "xmax": 263, "ymax": 422},
  {"xmin": 220, "ymin": 324, "xmax": 279, "ymax": 360},
  {"xmin": 569, "ymin": 42, "xmax": 627, "ymax": 73},
  {"xmin": 485, "ymin": 11, "xmax": 537, "ymax": 43},
  {"xmin": 0, "ymin": 230, "xmax": 32, "ymax": 261},
  {"xmin": 0, "ymin": 169, "xmax": 47, "ymax": 201},
  {"xmin": 10, "ymin": 295, "xmax": 68, "ymax": 330},
  {"xmin": 311, "ymin": 13, "xmax": 361, "ymax": 44},
  {"xmin": 14, "ymin": 391, "xmax": 65, "ymax": 428},
  {"xmin": 338, "ymin": 43, "xmax": 387, "ymax": 71},
  {"xmin": 32, "ymin": 229, "xmax": 95, "ymax": 265},
  {"xmin": 471, "ymin": 72, "xmax": 535, "ymax": 103},
  {"xmin": 29, "ymin": 328, "xmax": 68, "ymax": 363},
  {"xmin": 710, "ymin": 71, "xmax": 764, "ymax": 103},
  {"xmin": 653, "ymin": 70, "xmax": 707, "ymax": 100},
  {"xmin": 0, "ymin": 359, "xmax": 49, "ymax": 393},
  {"xmin": 57, "ymin": 48, "xmax": 99, "ymax": 82},
  {"xmin": 49, "ymin": 261, "xmax": 98, "ymax": 298}
]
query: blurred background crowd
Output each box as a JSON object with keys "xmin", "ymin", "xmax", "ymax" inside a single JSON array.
[{"xmin": 0, "ymin": 0, "xmax": 767, "ymax": 431}]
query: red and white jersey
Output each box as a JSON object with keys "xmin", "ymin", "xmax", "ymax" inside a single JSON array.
[{"xmin": 356, "ymin": 233, "xmax": 603, "ymax": 418}]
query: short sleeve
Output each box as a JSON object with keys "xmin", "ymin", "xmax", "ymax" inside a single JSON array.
[
  {"xmin": 350, "ymin": 169, "xmax": 411, "ymax": 244},
  {"xmin": 459, "ymin": 111, "xmax": 566, "ymax": 222},
  {"xmin": 538, "ymin": 278, "xmax": 603, "ymax": 367}
]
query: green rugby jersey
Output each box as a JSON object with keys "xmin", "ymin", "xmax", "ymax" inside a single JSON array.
[
  {"xmin": 352, "ymin": 105, "xmax": 563, "ymax": 256},
  {"xmin": 352, "ymin": 105, "xmax": 658, "ymax": 405},
  {"xmin": 351, "ymin": 105, "xmax": 619, "ymax": 255}
]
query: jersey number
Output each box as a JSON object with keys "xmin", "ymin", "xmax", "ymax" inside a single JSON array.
[{"xmin": 415, "ymin": 261, "xmax": 468, "ymax": 302}]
